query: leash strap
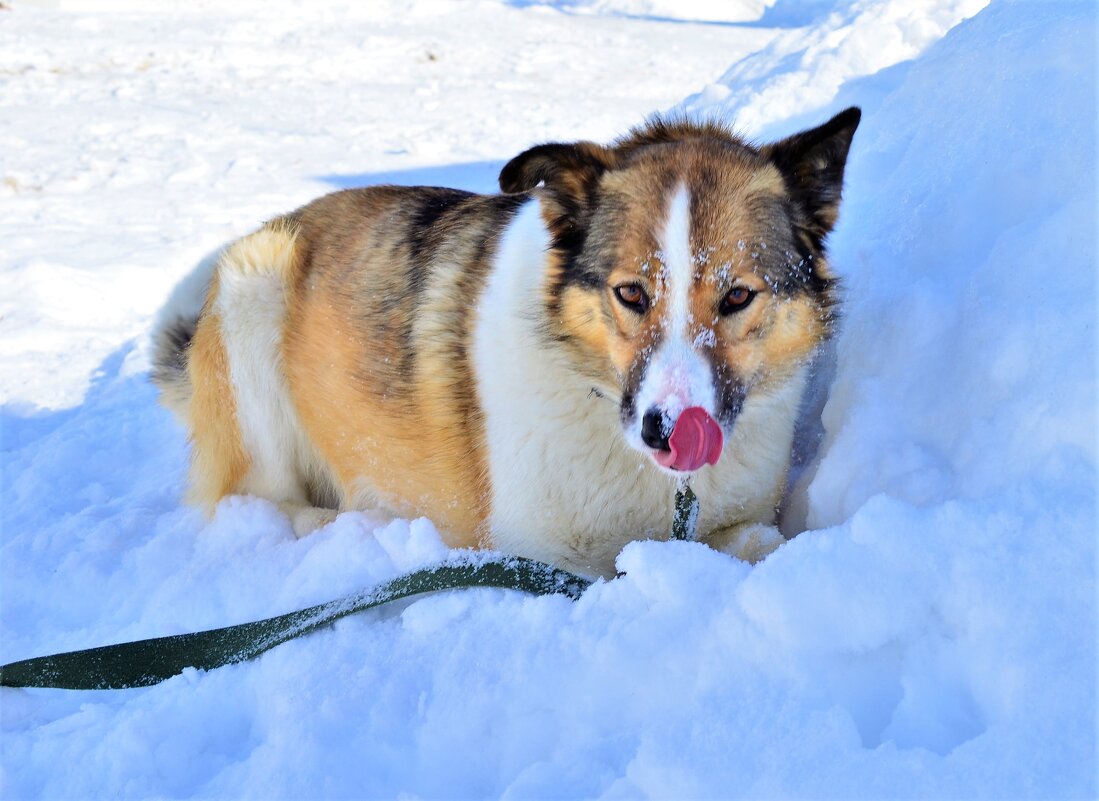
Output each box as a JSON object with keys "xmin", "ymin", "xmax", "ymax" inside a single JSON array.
[
  {"xmin": 0, "ymin": 557, "xmax": 590, "ymax": 690},
  {"xmin": 2, "ymin": 487, "xmax": 698, "ymax": 691},
  {"xmin": 672, "ymin": 483, "xmax": 699, "ymax": 541}
]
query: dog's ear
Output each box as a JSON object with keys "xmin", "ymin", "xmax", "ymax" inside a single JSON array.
[
  {"xmin": 499, "ymin": 141, "xmax": 617, "ymax": 207},
  {"xmin": 762, "ymin": 107, "xmax": 861, "ymax": 246},
  {"xmin": 500, "ymin": 141, "xmax": 618, "ymax": 250}
]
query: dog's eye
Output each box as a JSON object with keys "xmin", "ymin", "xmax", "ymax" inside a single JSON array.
[
  {"xmin": 614, "ymin": 284, "xmax": 649, "ymax": 313},
  {"xmin": 719, "ymin": 287, "xmax": 755, "ymax": 315}
]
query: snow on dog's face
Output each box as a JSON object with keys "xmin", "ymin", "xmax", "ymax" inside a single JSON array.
[{"xmin": 499, "ymin": 109, "xmax": 859, "ymax": 474}]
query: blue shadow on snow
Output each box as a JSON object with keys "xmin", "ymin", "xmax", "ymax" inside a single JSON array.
[{"xmin": 316, "ymin": 160, "xmax": 506, "ymax": 195}]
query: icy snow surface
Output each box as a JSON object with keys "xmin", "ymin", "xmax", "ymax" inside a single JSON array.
[{"xmin": 1, "ymin": 0, "xmax": 1096, "ymax": 798}]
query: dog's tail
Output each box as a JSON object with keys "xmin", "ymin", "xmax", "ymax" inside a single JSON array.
[
  {"xmin": 151, "ymin": 313, "xmax": 198, "ymax": 419},
  {"xmin": 150, "ymin": 248, "xmax": 221, "ymax": 422}
]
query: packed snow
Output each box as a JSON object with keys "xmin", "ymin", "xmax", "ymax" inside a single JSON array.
[{"xmin": 1, "ymin": 1, "xmax": 1096, "ymax": 799}]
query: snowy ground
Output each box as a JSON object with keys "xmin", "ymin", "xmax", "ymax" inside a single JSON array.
[{"xmin": 2, "ymin": 1, "xmax": 1096, "ymax": 799}]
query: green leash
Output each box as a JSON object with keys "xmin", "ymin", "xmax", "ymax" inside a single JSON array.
[
  {"xmin": 672, "ymin": 482, "xmax": 699, "ymax": 541},
  {"xmin": 1, "ymin": 485, "xmax": 697, "ymax": 691},
  {"xmin": 0, "ymin": 557, "xmax": 589, "ymax": 690}
]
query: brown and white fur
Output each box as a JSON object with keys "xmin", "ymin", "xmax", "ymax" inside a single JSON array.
[{"xmin": 153, "ymin": 108, "xmax": 860, "ymax": 577}]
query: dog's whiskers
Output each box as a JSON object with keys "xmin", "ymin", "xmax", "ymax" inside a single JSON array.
[{"xmin": 587, "ymin": 387, "xmax": 619, "ymax": 405}]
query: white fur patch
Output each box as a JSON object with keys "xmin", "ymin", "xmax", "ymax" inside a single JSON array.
[
  {"xmin": 662, "ymin": 184, "xmax": 693, "ymax": 341},
  {"xmin": 630, "ymin": 184, "xmax": 716, "ymax": 452},
  {"xmin": 474, "ymin": 198, "xmax": 666, "ymax": 572},
  {"xmin": 215, "ymin": 228, "xmax": 311, "ymax": 507}
]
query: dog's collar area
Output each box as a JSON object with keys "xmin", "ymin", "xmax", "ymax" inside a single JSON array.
[{"xmin": 672, "ymin": 481, "xmax": 700, "ymax": 541}]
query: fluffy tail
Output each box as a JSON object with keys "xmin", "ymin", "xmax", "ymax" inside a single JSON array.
[
  {"xmin": 150, "ymin": 248, "xmax": 221, "ymax": 421},
  {"xmin": 151, "ymin": 313, "xmax": 198, "ymax": 418}
]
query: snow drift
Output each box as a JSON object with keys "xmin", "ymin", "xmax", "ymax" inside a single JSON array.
[{"xmin": 2, "ymin": 1, "xmax": 1095, "ymax": 798}]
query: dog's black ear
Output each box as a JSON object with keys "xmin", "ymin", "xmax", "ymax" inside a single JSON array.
[
  {"xmin": 500, "ymin": 142, "xmax": 618, "ymax": 250},
  {"xmin": 499, "ymin": 141, "xmax": 616, "ymax": 203},
  {"xmin": 762, "ymin": 107, "xmax": 861, "ymax": 245}
]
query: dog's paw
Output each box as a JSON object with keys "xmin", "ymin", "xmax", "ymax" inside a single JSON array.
[
  {"xmin": 278, "ymin": 502, "xmax": 339, "ymax": 537},
  {"xmin": 708, "ymin": 522, "xmax": 785, "ymax": 564}
]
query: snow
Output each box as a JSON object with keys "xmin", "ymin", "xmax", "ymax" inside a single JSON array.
[
  {"xmin": 2, "ymin": 0, "xmax": 1096, "ymax": 798},
  {"xmin": 682, "ymin": 0, "xmax": 992, "ymax": 136},
  {"xmin": 515, "ymin": 0, "xmax": 776, "ymax": 24},
  {"xmin": 1, "ymin": 0, "xmax": 770, "ymax": 410}
]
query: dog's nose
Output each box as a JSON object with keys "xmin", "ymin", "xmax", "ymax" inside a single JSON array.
[{"xmin": 641, "ymin": 407, "xmax": 671, "ymax": 451}]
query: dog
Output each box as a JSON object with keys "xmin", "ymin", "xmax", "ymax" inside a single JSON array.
[{"xmin": 152, "ymin": 107, "xmax": 860, "ymax": 577}]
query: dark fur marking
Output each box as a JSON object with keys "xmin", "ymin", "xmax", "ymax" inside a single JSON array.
[
  {"xmin": 395, "ymin": 189, "xmax": 477, "ymax": 379},
  {"xmin": 710, "ymin": 359, "xmax": 747, "ymax": 429},
  {"xmin": 486, "ymin": 191, "xmax": 532, "ymax": 218},
  {"xmin": 151, "ymin": 314, "xmax": 197, "ymax": 397},
  {"xmin": 407, "ymin": 189, "xmax": 474, "ymax": 268},
  {"xmin": 763, "ymin": 107, "xmax": 860, "ymax": 251},
  {"xmin": 619, "ymin": 387, "xmax": 637, "ymax": 426},
  {"xmin": 545, "ymin": 191, "xmax": 631, "ymax": 336},
  {"xmin": 499, "ymin": 141, "xmax": 615, "ymax": 197},
  {"xmin": 619, "ymin": 333, "xmax": 664, "ymax": 426},
  {"xmin": 337, "ymin": 189, "xmax": 526, "ymax": 399}
]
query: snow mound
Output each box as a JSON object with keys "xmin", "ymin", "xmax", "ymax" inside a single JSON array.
[{"xmin": 683, "ymin": 0, "xmax": 990, "ymax": 136}]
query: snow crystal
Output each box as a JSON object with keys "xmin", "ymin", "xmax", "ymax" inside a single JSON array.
[{"xmin": 693, "ymin": 328, "xmax": 717, "ymax": 349}]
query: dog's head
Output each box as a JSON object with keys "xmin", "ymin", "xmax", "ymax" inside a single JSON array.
[{"xmin": 499, "ymin": 108, "xmax": 859, "ymax": 474}]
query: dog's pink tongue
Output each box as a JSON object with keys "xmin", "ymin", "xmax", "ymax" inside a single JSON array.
[{"xmin": 654, "ymin": 407, "xmax": 724, "ymax": 472}]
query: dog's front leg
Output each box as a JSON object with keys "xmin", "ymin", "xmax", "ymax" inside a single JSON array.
[{"xmin": 704, "ymin": 522, "xmax": 785, "ymax": 564}]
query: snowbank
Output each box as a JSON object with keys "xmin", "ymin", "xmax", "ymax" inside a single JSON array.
[
  {"xmin": 682, "ymin": 0, "xmax": 992, "ymax": 136},
  {"xmin": 2, "ymin": 1, "xmax": 1096, "ymax": 798},
  {"xmin": 513, "ymin": 0, "xmax": 774, "ymax": 24}
]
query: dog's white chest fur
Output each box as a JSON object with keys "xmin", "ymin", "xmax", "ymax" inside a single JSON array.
[{"xmin": 473, "ymin": 199, "xmax": 803, "ymax": 576}]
